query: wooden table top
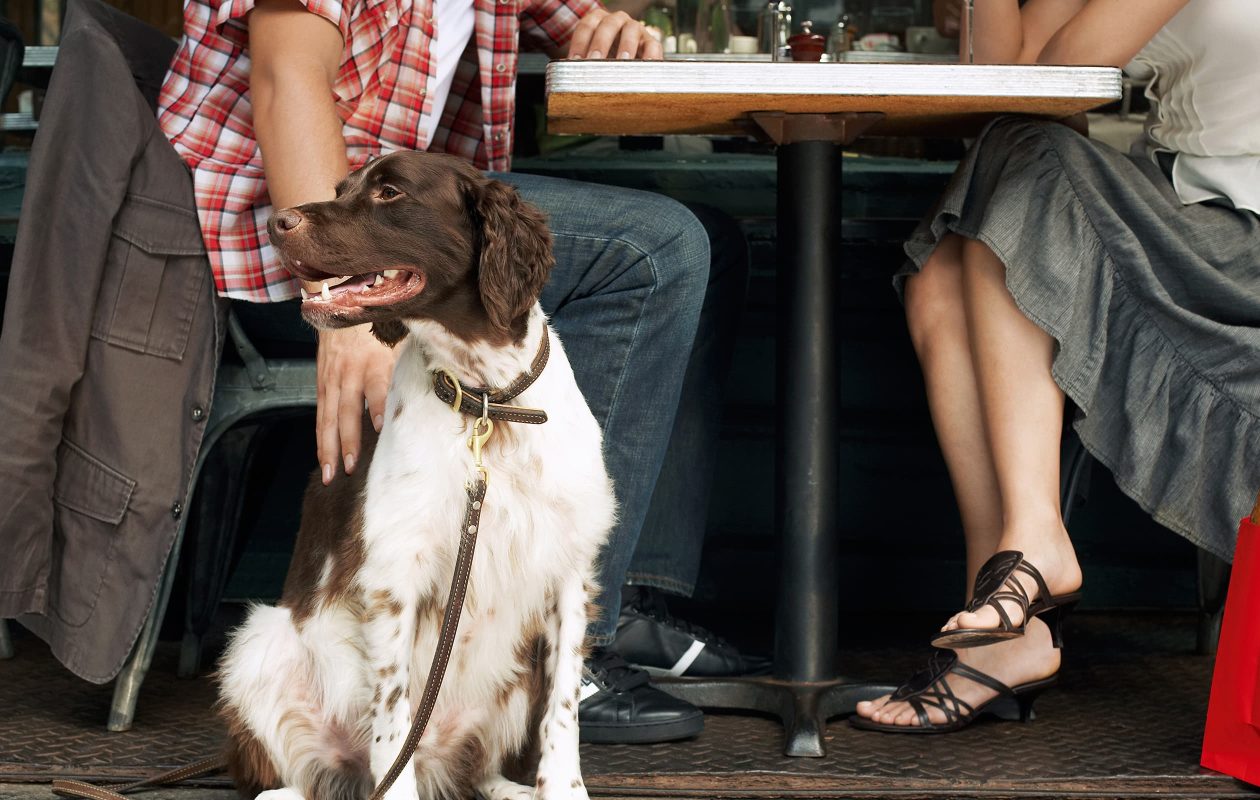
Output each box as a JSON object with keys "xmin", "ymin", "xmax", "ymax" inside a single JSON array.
[{"xmin": 546, "ymin": 61, "xmax": 1123, "ymax": 138}]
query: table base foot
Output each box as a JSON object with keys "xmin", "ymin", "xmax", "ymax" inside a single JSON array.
[{"xmin": 655, "ymin": 676, "xmax": 895, "ymax": 757}]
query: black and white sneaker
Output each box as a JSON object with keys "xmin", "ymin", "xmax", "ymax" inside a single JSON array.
[
  {"xmin": 577, "ymin": 647, "xmax": 705, "ymax": 744},
  {"xmin": 611, "ymin": 586, "xmax": 772, "ymax": 678}
]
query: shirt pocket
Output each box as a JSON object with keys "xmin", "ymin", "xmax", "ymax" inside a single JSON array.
[
  {"xmin": 50, "ymin": 439, "xmax": 136, "ymax": 627},
  {"xmin": 92, "ymin": 194, "xmax": 208, "ymax": 361}
]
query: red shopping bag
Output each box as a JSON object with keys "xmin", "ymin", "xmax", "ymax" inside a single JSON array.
[{"xmin": 1201, "ymin": 493, "xmax": 1260, "ymax": 785}]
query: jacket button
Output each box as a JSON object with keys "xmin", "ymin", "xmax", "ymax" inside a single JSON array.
[
  {"xmin": 495, "ymin": 63, "xmax": 507, "ymax": 73},
  {"xmin": 171, "ymin": 502, "xmax": 183, "ymax": 520},
  {"xmin": 190, "ymin": 405, "xmax": 205, "ymax": 421}
]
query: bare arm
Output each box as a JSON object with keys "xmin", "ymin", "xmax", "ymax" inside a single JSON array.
[
  {"xmin": 250, "ymin": 0, "xmax": 395, "ymax": 484},
  {"xmin": 1036, "ymin": 0, "xmax": 1190, "ymax": 66},
  {"xmin": 250, "ymin": 0, "xmax": 346, "ymax": 212},
  {"xmin": 963, "ymin": 0, "xmax": 1086, "ymax": 63},
  {"xmin": 962, "ymin": 0, "xmax": 1189, "ymax": 66}
]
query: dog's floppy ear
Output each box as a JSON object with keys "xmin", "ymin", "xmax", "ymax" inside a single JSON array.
[
  {"xmin": 371, "ymin": 319, "xmax": 408, "ymax": 347},
  {"xmin": 471, "ymin": 178, "xmax": 553, "ymax": 338}
]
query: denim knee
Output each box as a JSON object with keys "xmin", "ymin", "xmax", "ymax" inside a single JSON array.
[{"xmin": 620, "ymin": 194, "xmax": 710, "ymax": 319}]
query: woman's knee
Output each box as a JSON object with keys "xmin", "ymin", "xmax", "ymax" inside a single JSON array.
[{"xmin": 905, "ymin": 234, "xmax": 967, "ymax": 354}]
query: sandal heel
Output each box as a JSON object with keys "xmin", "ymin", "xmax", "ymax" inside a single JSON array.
[
  {"xmin": 1011, "ymin": 677, "xmax": 1057, "ymax": 722},
  {"xmin": 1015, "ymin": 688, "xmax": 1044, "ymax": 722},
  {"xmin": 991, "ymin": 682, "xmax": 1053, "ymax": 723},
  {"xmin": 1037, "ymin": 595, "xmax": 1081, "ymax": 649},
  {"xmin": 987, "ymin": 696, "xmax": 1027, "ymax": 723}
]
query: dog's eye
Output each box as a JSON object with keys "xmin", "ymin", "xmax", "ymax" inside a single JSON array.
[{"xmin": 379, "ymin": 185, "xmax": 403, "ymax": 201}]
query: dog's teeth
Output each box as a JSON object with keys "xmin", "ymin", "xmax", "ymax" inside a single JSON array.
[
  {"xmin": 373, "ymin": 274, "xmax": 385, "ymax": 287},
  {"xmin": 321, "ymin": 282, "xmax": 332, "ymax": 301},
  {"xmin": 382, "ymin": 269, "xmax": 401, "ymax": 280},
  {"xmin": 295, "ymin": 259, "xmax": 303, "ymax": 267},
  {"xmin": 300, "ymin": 287, "xmax": 309, "ymax": 300}
]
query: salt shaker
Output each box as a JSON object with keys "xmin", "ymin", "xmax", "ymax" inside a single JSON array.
[{"xmin": 757, "ymin": 1, "xmax": 792, "ymax": 60}]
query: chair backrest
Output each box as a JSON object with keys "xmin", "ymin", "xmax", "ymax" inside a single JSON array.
[{"xmin": 0, "ymin": 19, "xmax": 23, "ymax": 109}]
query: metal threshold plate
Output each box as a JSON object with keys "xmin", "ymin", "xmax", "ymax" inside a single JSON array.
[{"xmin": 546, "ymin": 61, "xmax": 1122, "ymax": 137}]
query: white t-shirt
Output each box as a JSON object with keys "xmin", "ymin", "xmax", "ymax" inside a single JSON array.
[
  {"xmin": 419, "ymin": 0, "xmax": 476, "ymax": 146},
  {"xmin": 1128, "ymin": 0, "xmax": 1260, "ymax": 213}
]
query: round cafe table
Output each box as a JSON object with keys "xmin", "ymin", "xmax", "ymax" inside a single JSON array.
[{"xmin": 546, "ymin": 59, "xmax": 1122, "ymax": 757}]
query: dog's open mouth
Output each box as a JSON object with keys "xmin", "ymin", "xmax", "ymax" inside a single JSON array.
[{"xmin": 297, "ymin": 267, "xmax": 426, "ymax": 310}]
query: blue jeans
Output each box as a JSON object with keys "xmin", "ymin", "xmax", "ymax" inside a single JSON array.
[
  {"xmin": 621, "ymin": 204, "xmax": 748, "ymax": 605},
  {"xmin": 499, "ymin": 173, "xmax": 749, "ymax": 644}
]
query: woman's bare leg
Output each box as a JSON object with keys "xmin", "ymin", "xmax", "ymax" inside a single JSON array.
[
  {"xmin": 900, "ymin": 234, "xmax": 1005, "ymax": 585},
  {"xmin": 942, "ymin": 237, "xmax": 1083, "ymax": 637}
]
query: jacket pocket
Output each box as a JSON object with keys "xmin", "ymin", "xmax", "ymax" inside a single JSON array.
[
  {"xmin": 50, "ymin": 440, "xmax": 136, "ymax": 626},
  {"xmin": 92, "ymin": 194, "xmax": 208, "ymax": 361}
]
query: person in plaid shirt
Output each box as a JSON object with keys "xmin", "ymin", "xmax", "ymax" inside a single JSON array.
[{"xmin": 160, "ymin": 0, "xmax": 763, "ymax": 744}]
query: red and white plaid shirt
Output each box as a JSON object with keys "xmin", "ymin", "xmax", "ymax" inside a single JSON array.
[{"xmin": 159, "ymin": 0, "xmax": 595, "ymax": 301}]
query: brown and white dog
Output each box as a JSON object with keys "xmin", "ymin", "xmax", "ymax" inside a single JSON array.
[{"xmin": 217, "ymin": 152, "xmax": 615, "ymax": 800}]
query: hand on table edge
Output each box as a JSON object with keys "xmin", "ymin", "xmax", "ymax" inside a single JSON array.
[{"xmin": 567, "ymin": 7, "xmax": 664, "ymax": 60}]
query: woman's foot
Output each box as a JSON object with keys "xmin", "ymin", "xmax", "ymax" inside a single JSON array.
[
  {"xmin": 855, "ymin": 617, "xmax": 1061, "ymax": 729},
  {"xmin": 941, "ymin": 521, "xmax": 1083, "ymax": 638}
]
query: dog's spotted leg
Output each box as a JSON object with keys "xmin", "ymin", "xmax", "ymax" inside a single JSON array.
[
  {"xmin": 363, "ymin": 590, "xmax": 420, "ymax": 800},
  {"xmin": 254, "ymin": 790, "xmax": 305, "ymax": 800},
  {"xmin": 533, "ymin": 576, "xmax": 590, "ymax": 800},
  {"xmin": 475, "ymin": 775, "xmax": 534, "ymax": 800}
]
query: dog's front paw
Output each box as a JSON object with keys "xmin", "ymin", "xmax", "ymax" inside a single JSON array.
[
  {"xmin": 255, "ymin": 790, "xmax": 306, "ymax": 800},
  {"xmin": 534, "ymin": 775, "xmax": 589, "ymax": 800},
  {"xmin": 476, "ymin": 775, "xmax": 534, "ymax": 800}
]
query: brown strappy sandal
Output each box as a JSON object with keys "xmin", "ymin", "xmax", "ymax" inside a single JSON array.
[
  {"xmin": 930, "ymin": 550, "xmax": 1082, "ymax": 650},
  {"xmin": 849, "ymin": 651, "xmax": 1057, "ymax": 735}
]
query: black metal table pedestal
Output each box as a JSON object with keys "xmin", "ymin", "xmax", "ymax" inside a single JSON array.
[
  {"xmin": 660, "ymin": 113, "xmax": 892, "ymax": 758},
  {"xmin": 658, "ymin": 677, "xmax": 893, "ymax": 757}
]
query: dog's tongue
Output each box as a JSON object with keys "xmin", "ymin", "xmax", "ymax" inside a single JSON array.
[
  {"xmin": 327, "ymin": 274, "xmax": 374, "ymax": 297},
  {"xmin": 302, "ymin": 273, "xmax": 374, "ymax": 301},
  {"xmin": 300, "ymin": 270, "xmax": 415, "ymax": 304}
]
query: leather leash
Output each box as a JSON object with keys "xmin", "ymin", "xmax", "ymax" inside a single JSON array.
[
  {"xmin": 368, "ymin": 476, "xmax": 487, "ymax": 800},
  {"xmin": 52, "ymin": 757, "xmax": 227, "ymax": 800},
  {"xmin": 53, "ymin": 333, "xmax": 549, "ymax": 800}
]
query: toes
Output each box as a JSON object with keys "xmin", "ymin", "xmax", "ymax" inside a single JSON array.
[
  {"xmin": 858, "ymin": 694, "xmax": 893, "ymax": 719},
  {"xmin": 956, "ymin": 608, "xmax": 994, "ymax": 631},
  {"xmin": 892, "ymin": 705, "xmax": 919, "ymax": 727},
  {"xmin": 953, "ymin": 611, "xmax": 978, "ymax": 630}
]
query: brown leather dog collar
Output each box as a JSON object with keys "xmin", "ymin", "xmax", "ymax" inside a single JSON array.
[{"xmin": 432, "ymin": 330, "xmax": 550, "ymax": 425}]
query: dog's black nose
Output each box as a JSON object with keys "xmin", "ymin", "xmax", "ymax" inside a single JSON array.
[{"xmin": 270, "ymin": 209, "xmax": 305, "ymax": 238}]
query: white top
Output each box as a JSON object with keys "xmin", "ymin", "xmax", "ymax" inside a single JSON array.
[
  {"xmin": 1128, "ymin": 0, "xmax": 1260, "ymax": 213},
  {"xmin": 419, "ymin": 0, "xmax": 476, "ymax": 145}
]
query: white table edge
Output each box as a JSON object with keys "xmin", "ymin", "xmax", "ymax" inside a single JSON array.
[{"xmin": 546, "ymin": 61, "xmax": 1123, "ymax": 100}]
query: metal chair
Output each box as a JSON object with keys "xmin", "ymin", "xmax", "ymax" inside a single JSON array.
[
  {"xmin": 105, "ymin": 309, "xmax": 316, "ymax": 731},
  {"xmin": 0, "ymin": 618, "xmax": 12, "ymax": 660}
]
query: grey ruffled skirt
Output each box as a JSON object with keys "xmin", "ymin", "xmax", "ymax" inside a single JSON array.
[{"xmin": 896, "ymin": 116, "xmax": 1260, "ymax": 562}]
